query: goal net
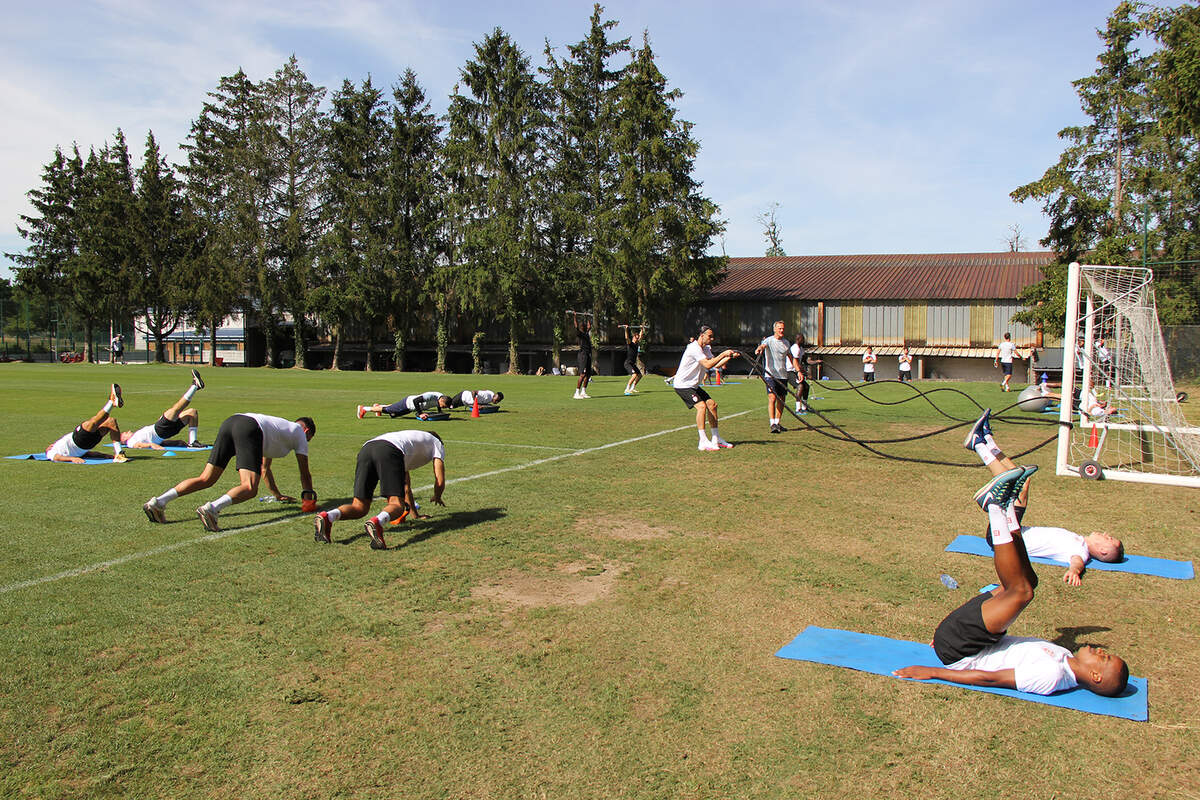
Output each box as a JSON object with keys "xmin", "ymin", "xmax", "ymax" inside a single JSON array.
[{"xmin": 1056, "ymin": 262, "xmax": 1200, "ymax": 487}]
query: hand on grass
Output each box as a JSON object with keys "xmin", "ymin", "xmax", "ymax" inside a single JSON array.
[
  {"xmin": 276, "ymin": 494, "xmax": 296, "ymax": 503},
  {"xmin": 1063, "ymin": 570, "xmax": 1082, "ymax": 586}
]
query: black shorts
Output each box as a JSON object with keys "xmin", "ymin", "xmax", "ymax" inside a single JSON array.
[
  {"xmin": 577, "ymin": 351, "xmax": 592, "ymax": 375},
  {"xmin": 898, "ymin": 370, "xmax": 912, "ymax": 382},
  {"xmin": 208, "ymin": 414, "xmax": 263, "ymax": 473},
  {"xmin": 675, "ymin": 386, "xmax": 711, "ymax": 409},
  {"xmin": 787, "ymin": 372, "xmax": 802, "ymax": 389},
  {"xmin": 1001, "ymin": 362, "xmax": 1013, "ymax": 376},
  {"xmin": 154, "ymin": 414, "xmax": 186, "ymax": 441},
  {"xmin": 624, "ymin": 360, "xmax": 641, "ymax": 378},
  {"xmin": 932, "ymin": 593, "xmax": 1004, "ymax": 665},
  {"xmin": 763, "ymin": 376, "xmax": 788, "ymax": 400},
  {"xmin": 71, "ymin": 424, "xmax": 105, "ymax": 452},
  {"xmin": 863, "ymin": 372, "xmax": 875, "ymax": 382},
  {"xmin": 383, "ymin": 400, "xmax": 412, "ymax": 417},
  {"xmin": 353, "ymin": 439, "xmax": 407, "ymax": 501}
]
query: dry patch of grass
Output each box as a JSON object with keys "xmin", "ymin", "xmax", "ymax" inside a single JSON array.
[
  {"xmin": 581, "ymin": 514, "xmax": 673, "ymax": 541},
  {"xmin": 471, "ymin": 558, "xmax": 630, "ymax": 607}
]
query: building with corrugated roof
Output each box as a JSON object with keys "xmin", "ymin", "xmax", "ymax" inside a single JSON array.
[{"xmin": 666, "ymin": 251, "xmax": 1056, "ymax": 382}]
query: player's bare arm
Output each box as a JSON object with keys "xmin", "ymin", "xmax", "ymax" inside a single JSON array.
[{"xmin": 893, "ymin": 665, "xmax": 1017, "ymax": 689}]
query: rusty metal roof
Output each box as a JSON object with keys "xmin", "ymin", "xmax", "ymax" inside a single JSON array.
[{"xmin": 709, "ymin": 252, "xmax": 1053, "ymax": 301}]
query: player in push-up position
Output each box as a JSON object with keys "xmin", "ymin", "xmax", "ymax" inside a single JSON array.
[
  {"xmin": 45, "ymin": 384, "xmax": 127, "ymax": 463},
  {"xmin": 143, "ymin": 413, "xmax": 315, "ymax": 531},
  {"xmin": 893, "ymin": 466, "xmax": 1129, "ymax": 697},
  {"xmin": 313, "ymin": 429, "xmax": 446, "ymax": 550},
  {"xmin": 964, "ymin": 409, "xmax": 1123, "ymax": 585},
  {"xmin": 356, "ymin": 392, "xmax": 453, "ymax": 420},
  {"xmin": 121, "ymin": 369, "xmax": 206, "ymax": 450},
  {"xmin": 452, "ymin": 389, "xmax": 503, "ymax": 408}
]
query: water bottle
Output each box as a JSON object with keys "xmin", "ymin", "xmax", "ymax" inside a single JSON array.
[
  {"xmin": 939, "ymin": 573, "xmax": 958, "ymax": 589},
  {"xmin": 259, "ymin": 496, "xmax": 278, "ymax": 503}
]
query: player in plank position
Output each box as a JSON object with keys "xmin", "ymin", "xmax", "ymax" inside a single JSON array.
[
  {"xmin": 964, "ymin": 409, "xmax": 1123, "ymax": 585},
  {"xmin": 44, "ymin": 384, "xmax": 127, "ymax": 463},
  {"xmin": 312, "ymin": 430, "xmax": 446, "ymax": 550},
  {"xmin": 893, "ymin": 466, "xmax": 1129, "ymax": 697},
  {"xmin": 142, "ymin": 413, "xmax": 315, "ymax": 531},
  {"xmin": 121, "ymin": 369, "xmax": 206, "ymax": 449},
  {"xmin": 674, "ymin": 325, "xmax": 741, "ymax": 451},
  {"xmin": 452, "ymin": 389, "xmax": 504, "ymax": 409},
  {"xmin": 357, "ymin": 391, "xmax": 454, "ymax": 420}
]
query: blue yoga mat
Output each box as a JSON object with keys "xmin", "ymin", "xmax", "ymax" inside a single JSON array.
[
  {"xmin": 6, "ymin": 453, "xmax": 120, "ymax": 465},
  {"xmin": 946, "ymin": 534, "xmax": 1194, "ymax": 580},
  {"xmin": 775, "ymin": 625, "xmax": 1148, "ymax": 720},
  {"xmin": 108, "ymin": 444, "xmax": 212, "ymax": 453}
]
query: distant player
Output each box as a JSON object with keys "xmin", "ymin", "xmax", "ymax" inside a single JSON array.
[
  {"xmin": 572, "ymin": 311, "xmax": 593, "ymax": 399},
  {"xmin": 862, "ymin": 346, "xmax": 877, "ymax": 382},
  {"xmin": 898, "ymin": 346, "xmax": 913, "ymax": 382},
  {"xmin": 893, "ymin": 467, "xmax": 1129, "ymax": 697},
  {"xmin": 357, "ymin": 392, "xmax": 453, "ymax": 420},
  {"xmin": 110, "ymin": 333, "xmax": 125, "ymax": 365},
  {"xmin": 623, "ymin": 327, "xmax": 645, "ymax": 395},
  {"xmin": 995, "ymin": 332, "xmax": 1020, "ymax": 391},
  {"xmin": 964, "ymin": 409, "xmax": 1123, "ymax": 585},
  {"xmin": 45, "ymin": 383, "xmax": 127, "ymax": 463},
  {"xmin": 143, "ymin": 413, "xmax": 315, "ymax": 531},
  {"xmin": 755, "ymin": 320, "xmax": 799, "ymax": 434},
  {"xmin": 453, "ymin": 389, "xmax": 504, "ymax": 408},
  {"xmin": 313, "ymin": 430, "xmax": 447, "ymax": 550},
  {"xmin": 121, "ymin": 369, "xmax": 206, "ymax": 449},
  {"xmin": 674, "ymin": 325, "xmax": 741, "ymax": 450}
]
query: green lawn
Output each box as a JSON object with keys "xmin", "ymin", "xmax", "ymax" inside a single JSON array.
[{"xmin": 0, "ymin": 363, "xmax": 1197, "ymax": 799}]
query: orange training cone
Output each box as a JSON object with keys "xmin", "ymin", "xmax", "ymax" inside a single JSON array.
[
  {"xmin": 1087, "ymin": 424, "xmax": 1099, "ymax": 448},
  {"xmin": 715, "ymin": 370, "xmax": 722, "ymax": 385},
  {"xmin": 471, "ymin": 395, "xmax": 480, "ymax": 418}
]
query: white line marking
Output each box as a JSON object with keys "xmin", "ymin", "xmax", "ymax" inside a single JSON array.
[
  {"xmin": 439, "ymin": 439, "xmax": 577, "ymax": 451},
  {"xmin": 0, "ymin": 410, "xmax": 752, "ymax": 595}
]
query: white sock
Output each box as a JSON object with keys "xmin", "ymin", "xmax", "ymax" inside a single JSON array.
[
  {"xmin": 698, "ymin": 430, "xmax": 709, "ymax": 445},
  {"xmin": 188, "ymin": 427, "xmax": 198, "ymax": 444},
  {"xmin": 113, "ymin": 442, "xmax": 123, "ymax": 456},
  {"xmin": 155, "ymin": 488, "xmax": 178, "ymax": 507},
  {"xmin": 988, "ymin": 505, "xmax": 1012, "ymax": 545},
  {"xmin": 210, "ymin": 494, "xmax": 234, "ymax": 512},
  {"xmin": 711, "ymin": 427, "xmax": 721, "ymax": 442},
  {"xmin": 974, "ymin": 443, "xmax": 997, "ymax": 465},
  {"xmin": 1005, "ymin": 504, "xmax": 1021, "ymax": 533},
  {"xmin": 103, "ymin": 400, "xmax": 114, "ymax": 414},
  {"xmin": 377, "ymin": 510, "xmax": 392, "ymax": 526},
  {"xmin": 327, "ymin": 508, "xmax": 342, "ymax": 523},
  {"xmin": 984, "ymin": 434, "xmax": 999, "ymax": 451},
  {"xmin": 184, "ymin": 385, "xmax": 198, "ymax": 402}
]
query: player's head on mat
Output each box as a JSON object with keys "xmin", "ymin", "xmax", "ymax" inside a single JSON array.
[
  {"xmin": 1085, "ymin": 531, "xmax": 1124, "ymax": 562},
  {"xmin": 436, "ymin": 396, "xmax": 452, "ymax": 409},
  {"xmin": 1073, "ymin": 645, "xmax": 1129, "ymax": 696},
  {"xmin": 493, "ymin": 392, "xmax": 503, "ymax": 403},
  {"xmin": 295, "ymin": 417, "xmax": 316, "ymax": 440},
  {"xmin": 119, "ymin": 430, "xmax": 133, "ymax": 444}
]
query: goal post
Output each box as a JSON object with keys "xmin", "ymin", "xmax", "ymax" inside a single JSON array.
[{"xmin": 1056, "ymin": 261, "xmax": 1200, "ymax": 487}]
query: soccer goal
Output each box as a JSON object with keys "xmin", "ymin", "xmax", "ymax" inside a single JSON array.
[{"xmin": 1056, "ymin": 261, "xmax": 1200, "ymax": 487}]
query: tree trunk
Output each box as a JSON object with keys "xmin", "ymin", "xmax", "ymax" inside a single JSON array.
[
  {"xmin": 435, "ymin": 310, "xmax": 448, "ymax": 373},
  {"xmin": 85, "ymin": 319, "xmax": 94, "ymax": 363},
  {"xmin": 155, "ymin": 331, "xmax": 167, "ymax": 362},
  {"xmin": 263, "ymin": 318, "xmax": 277, "ymax": 368},
  {"xmin": 293, "ymin": 312, "xmax": 307, "ymax": 369},
  {"xmin": 472, "ymin": 331, "xmax": 484, "ymax": 374},
  {"xmin": 551, "ymin": 318, "xmax": 563, "ymax": 371},
  {"xmin": 507, "ymin": 318, "xmax": 520, "ymax": 374},
  {"xmin": 332, "ymin": 329, "xmax": 342, "ymax": 370},
  {"xmin": 210, "ymin": 317, "xmax": 218, "ymax": 366},
  {"xmin": 365, "ymin": 327, "xmax": 374, "ymax": 372},
  {"xmin": 393, "ymin": 328, "xmax": 405, "ymax": 372}
]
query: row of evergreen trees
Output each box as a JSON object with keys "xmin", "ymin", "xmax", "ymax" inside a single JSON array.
[
  {"xmin": 9, "ymin": 6, "xmax": 725, "ymax": 368},
  {"xmin": 1014, "ymin": 1, "xmax": 1200, "ymax": 333}
]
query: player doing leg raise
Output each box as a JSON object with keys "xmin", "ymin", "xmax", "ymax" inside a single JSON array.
[
  {"xmin": 45, "ymin": 384, "xmax": 126, "ymax": 463},
  {"xmin": 122, "ymin": 370, "xmax": 206, "ymax": 449}
]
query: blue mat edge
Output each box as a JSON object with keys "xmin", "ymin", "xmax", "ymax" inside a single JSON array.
[
  {"xmin": 775, "ymin": 625, "xmax": 1148, "ymax": 721},
  {"xmin": 946, "ymin": 534, "xmax": 1194, "ymax": 579}
]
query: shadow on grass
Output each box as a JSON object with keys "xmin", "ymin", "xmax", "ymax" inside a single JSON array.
[
  {"xmin": 336, "ymin": 506, "xmax": 507, "ymax": 549},
  {"xmin": 1051, "ymin": 625, "xmax": 1114, "ymax": 651}
]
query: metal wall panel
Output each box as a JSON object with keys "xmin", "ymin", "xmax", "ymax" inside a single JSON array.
[
  {"xmin": 970, "ymin": 302, "xmax": 993, "ymax": 346},
  {"xmin": 839, "ymin": 302, "xmax": 862, "ymax": 345},
  {"xmin": 863, "ymin": 303, "xmax": 904, "ymax": 345},
  {"xmin": 926, "ymin": 302, "xmax": 971, "ymax": 345},
  {"xmin": 992, "ymin": 302, "xmax": 1036, "ymax": 346},
  {"xmin": 904, "ymin": 302, "xmax": 927, "ymax": 344},
  {"xmin": 798, "ymin": 303, "xmax": 819, "ymax": 342},
  {"xmin": 824, "ymin": 303, "xmax": 842, "ymax": 345}
]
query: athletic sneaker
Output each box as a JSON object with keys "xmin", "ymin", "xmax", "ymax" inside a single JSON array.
[
  {"xmin": 143, "ymin": 499, "xmax": 166, "ymax": 524},
  {"xmin": 196, "ymin": 504, "xmax": 220, "ymax": 532},
  {"xmin": 963, "ymin": 408, "xmax": 992, "ymax": 451},
  {"xmin": 365, "ymin": 517, "xmax": 387, "ymax": 550},
  {"xmin": 698, "ymin": 441, "xmax": 719, "ymax": 452},
  {"xmin": 580, "ymin": 390, "xmax": 591, "ymax": 398},
  {"xmin": 973, "ymin": 466, "xmax": 1024, "ymax": 511},
  {"xmin": 191, "ymin": 369, "xmax": 205, "ymax": 391},
  {"xmin": 186, "ymin": 440, "xmax": 206, "ymax": 448},
  {"xmin": 111, "ymin": 383, "xmax": 124, "ymax": 408},
  {"xmin": 624, "ymin": 390, "xmax": 633, "ymax": 396},
  {"xmin": 714, "ymin": 438, "xmax": 734, "ymax": 449},
  {"xmin": 1006, "ymin": 465, "xmax": 1039, "ymax": 507},
  {"xmin": 313, "ymin": 513, "xmax": 331, "ymax": 544},
  {"xmin": 777, "ymin": 424, "xmax": 787, "ymax": 432},
  {"xmin": 356, "ymin": 405, "xmax": 366, "ymax": 420},
  {"xmin": 573, "ymin": 390, "xmax": 581, "ymax": 399},
  {"xmin": 113, "ymin": 452, "xmax": 128, "ymax": 463}
]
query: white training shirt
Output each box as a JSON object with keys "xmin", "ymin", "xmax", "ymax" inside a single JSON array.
[
  {"xmin": 998, "ymin": 341, "xmax": 1017, "ymax": 363},
  {"xmin": 407, "ymin": 391, "xmax": 445, "ymax": 411},
  {"xmin": 45, "ymin": 432, "xmax": 86, "ymax": 460},
  {"xmin": 127, "ymin": 424, "xmax": 163, "ymax": 447},
  {"xmin": 242, "ymin": 413, "xmax": 309, "ymax": 459},
  {"xmin": 787, "ymin": 343, "xmax": 800, "ymax": 373},
  {"xmin": 674, "ymin": 341, "xmax": 712, "ymax": 389},
  {"xmin": 1020, "ymin": 526, "xmax": 1090, "ymax": 564},
  {"xmin": 760, "ymin": 336, "xmax": 791, "ymax": 379},
  {"xmin": 898, "ymin": 353, "xmax": 912, "ymax": 372},
  {"xmin": 369, "ymin": 430, "xmax": 445, "ymax": 471},
  {"xmin": 947, "ymin": 635, "xmax": 1078, "ymax": 695},
  {"xmin": 862, "ymin": 353, "xmax": 876, "ymax": 373},
  {"xmin": 458, "ymin": 389, "xmax": 498, "ymax": 406}
]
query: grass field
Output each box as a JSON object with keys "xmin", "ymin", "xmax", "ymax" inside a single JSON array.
[{"xmin": 1, "ymin": 363, "xmax": 1197, "ymax": 799}]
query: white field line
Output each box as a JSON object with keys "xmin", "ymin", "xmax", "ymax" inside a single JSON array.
[
  {"xmin": 0, "ymin": 410, "xmax": 752, "ymax": 595},
  {"xmin": 439, "ymin": 439, "xmax": 577, "ymax": 451}
]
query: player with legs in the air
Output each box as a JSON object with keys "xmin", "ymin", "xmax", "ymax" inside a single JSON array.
[
  {"xmin": 45, "ymin": 384, "xmax": 127, "ymax": 463},
  {"xmin": 142, "ymin": 413, "xmax": 315, "ymax": 531},
  {"xmin": 313, "ymin": 430, "xmax": 446, "ymax": 550},
  {"xmin": 893, "ymin": 466, "xmax": 1129, "ymax": 696},
  {"xmin": 357, "ymin": 391, "xmax": 453, "ymax": 420},
  {"xmin": 756, "ymin": 320, "xmax": 799, "ymax": 434},
  {"xmin": 121, "ymin": 369, "xmax": 206, "ymax": 449},
  {"xmin": 674, "ymin": 325, "xmax": 741, "ymax": 451},
  {"xmin": 964, "ymin": 409, "xmax": 1123, "ymax": 585},
  {"xmin": 623, "ymin": 326, "xmax": 645, "ymax": 396}
]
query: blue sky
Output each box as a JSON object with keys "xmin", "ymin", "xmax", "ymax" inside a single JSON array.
[{"xmin": 0, "ymin": 0, "xmax": 1135, "ymax": 279}]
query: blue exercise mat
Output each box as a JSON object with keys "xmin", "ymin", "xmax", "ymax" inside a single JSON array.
[
  {"xmin": 946, "ymin": 534, "xmax": 1194, "ymax": 580},
  {"xmin": 6, "ymin": 453, "xmax": 120, "ymax": 465},
  {"xmin": 108, "ymin": 444, "xmax": 212, "ymax": 453},
  {"xmin": 775, "ymin": 625, "xmax": 1148, "ymax": 720}
]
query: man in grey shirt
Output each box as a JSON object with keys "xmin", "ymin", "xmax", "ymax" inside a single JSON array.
[{"xmin": 755, "ymin": 320, "xmax": 799, "ymax": 434}]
